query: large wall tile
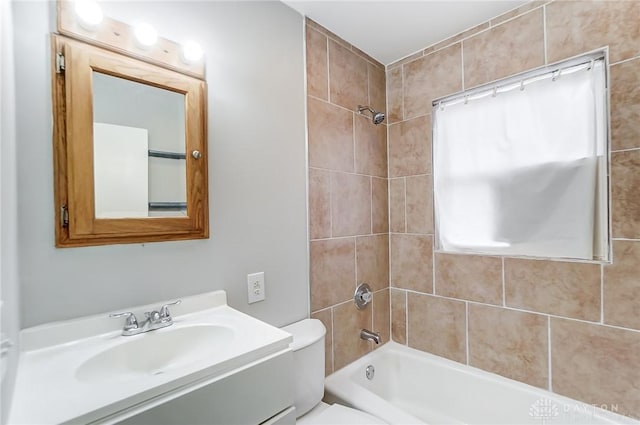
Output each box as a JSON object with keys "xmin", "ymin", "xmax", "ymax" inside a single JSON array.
[
  {"xmin": 356, "ymin": 234, "xmax": 389, "ymax": 292},
  {"xmin": 469, "ymin": 304, "xmax": 548, "ymax": 389},
  {"xmin": 311, "ymin": 308, "xmax": 333, "ymax": 376},
  {"xmin": 372, "ymin": 177, "xmax": 389, "ymax": 234},
  {"xmin": 505, "ymin": 259, "xmax": 601, "ymax": 321},
  {"xmin": 306, "ymin": 28, "xmax": 328, "ymax": 100},
  {"xmin": 333, "ymin": 301, "xmax": 372, "ymax": 370},
  {"xmin": 390, "ymin": 289, "xmax": 407, "ymax": 344},
  {"xmin": 386, "ymin": 66, "xmax": 403, "ymax": 123},
  {"xmin": 604, "ymin": 240, "xmax": 640, "ymax": 330},
  {"xmin": 307, "ymin": 97, "xmax": 354, "ymax": 172},
  {"xmin": 408, "ymin": 293, "xmax": 466, "ymax": 363},
  {"xmin": 329, "ymin": 40, "xmax": 368, "ymax": 111},
  {"xmin": 610, "ymin": 58, "xmax": 640, "ymax": 151},
  {"xmin": 546, "ymin": 0, "xmax": 640, "ymax": 64},
  {"xmin": 552, "ymin": 318, "xmax": 640, "ymax": 419},
  {"xmin": 611, "ymin": 150, "xmax": 640, "ymax": 239},
  {"xmin": 390, "ymin": 234, "xmax": 433, "ymax": 293},
  {"xmin": 355, "ymin": 114, "xmax": 387, "ymax": 177},
  {"xmin": 309, "ymin": 168, "xmax": 330, "ymax": 239},
  {"xmin": 463, "ymin": 9, "xmax": 544, "ymax": 88},
  {"xmin": 331, "ymin": 172, "xmax": 371, "ymax": 237},
  {"xmin": 435, "ymin": 254, "xmax": 502, "ymax": 305},
  {"xmin": 310, "ymin": 238, "xmax": 355, "ymax": 312},
  {"xmin": 388, "ymin": 115, "xmax": 431, "ymax": 177},
  {"xmin": 389, "ymin": 178, "xmax": 406, "ymax": 233},
  {"xmin": 403, "ymin": 43, "xmax": 462, "ymax": 119},
  {"xmin": 368, "ymin": 63, "xmax": 386, "ymax": 114},
  {"xmin": 406, "ymin": 175, "xmax": 433, "ymax": 234},
  {"xmin": 373, "ymin": 289, "xmax": 390, "ymax": 346}
]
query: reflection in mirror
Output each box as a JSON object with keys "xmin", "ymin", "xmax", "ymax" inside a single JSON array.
[{"xmin": 92, "ymin": 72, "xmax": 186, "ymax": 218}]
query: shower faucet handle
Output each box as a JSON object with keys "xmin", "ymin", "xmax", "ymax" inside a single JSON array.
[
  {"xmin": 159, "ymin": 299, "xmax": 182, "ymax": 321},
  {"xmin": 354, "ymin": 283, "xmax": 373, "ymax": 310}
]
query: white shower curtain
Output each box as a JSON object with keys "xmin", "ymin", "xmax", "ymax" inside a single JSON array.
[{"xmin": 433, "ymin": 59, "xmax": 607, "ymax": 260}]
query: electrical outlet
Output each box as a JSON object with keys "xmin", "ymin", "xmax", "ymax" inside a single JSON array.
[{"xmin": 247, "ymin": 272, "xmax": 265, "ymax": 304}]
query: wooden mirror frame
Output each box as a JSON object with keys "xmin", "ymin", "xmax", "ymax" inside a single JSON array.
[{"xmin": 52, "ymin": 34, "xmax": 209, "ymax": 247}]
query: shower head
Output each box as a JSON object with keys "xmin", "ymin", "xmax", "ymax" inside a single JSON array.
[{"xmin": 357, "ymin": 105, "xmax": 386, "ymax": 125}]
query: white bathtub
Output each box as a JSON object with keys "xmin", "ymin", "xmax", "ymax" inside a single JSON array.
[{"xmin": 324, "ymin": 342, "xmax": 637, "ymax": 425}]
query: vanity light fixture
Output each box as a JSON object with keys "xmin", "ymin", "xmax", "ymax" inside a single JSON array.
[
  {"xmin": 74, "ymin": 0, "xmax": 103, "ymax": 28},
  {"xmin": 182, "ymin": 41, "xmax": 203, "ymax": 63},
  {"xmin": 134, "ymin": 22, "xmax": 158, "ymax": 47}
]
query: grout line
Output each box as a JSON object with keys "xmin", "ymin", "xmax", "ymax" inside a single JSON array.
[
  {"xmin": 330, "ymin": 307, "xmax": 335, "ymax": 373},
  {"xmin": 610, "ymin": 54, "xmax": 640, "ymax": 67},
  {"xmin": 502, "ymin": 257, "xmax": 506, "ymax": 307},
  {"xmin": 395, "ymin": 288, "xmax": 640, "ymax": 334},
  {"xmin": 354, "ymin": 236, "xmax": 358, "ymax": 288},
  {"xmin": 310, "ymin": 306, "xmax": 333, "ymax": 315},
  {"xmin": 611, "ymin": 147, "xmax": 640, "ymax": 153},
  {"xmin": 311, "ymin": 233, "xmax": 389, "ymax": 242},
  {"xmin": 547, "ymin": 315, "xmax": 552, "ymax": 391},
  {"xmin": 461, "ymin": 41, "xmax": 465, "ymax": 90},
  {"xmin": 432, "ymin": 234, "xmax": 436, "ymax": 294},
  {"xmin": 307, "ymin": 94, "xmax": 361, "ymax": 116},
  {"xmin": 352, "ymin": 113, "xmax": 356, "ymax": 173},
  {"xmin": 543, "ymin": 4, "xmax": 548, "ymax": 65},
  {"xmin": 401, "ymin": 64, "xmax": 406, "ymax": 121},
  {"xmin": 370, "ymin": 177, "xmax": 373, "ymax": 235},
  {"xmin": 612, "ymin": 237, "xmax": 640, "ymax": 241},
  {"xmin": 325, "ymin": 35, "xmax": 331, "ymax": 103},
  {"xmin": 308, "ymin": 165, "xmax": 386, "ymax": 180},
  {"xmin": 403, "ymin": 178, "xmax": 408, "ymax": 233},
  {"xmin": 600, "ymin": 264, "xmax": 605, "ymax": 324},
  {"xmin": 367, "ymin": 63, "xmax": 371, "ymax": 107},
  {"xmin": 404, "ymin": 290, "xmax": 409, "ymax": 345},
  {"xmin": 465, "ymin": 302, "xmax": 470, "ymax": 365},
  {"xmin": 329, "ymin": 173, "xmax": 333, "ymax": 238}
]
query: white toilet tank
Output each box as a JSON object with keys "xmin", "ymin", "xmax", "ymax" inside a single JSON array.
[{"xmin": 282, "ymin": 319, "xmax": 326, "ymax": 418}]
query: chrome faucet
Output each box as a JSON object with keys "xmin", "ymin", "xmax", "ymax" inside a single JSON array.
[
  {"xmin": 110, "ymin": 300, "xmax": 181, "ymax": 336},
  {"xmin": 360, "ymin": 329, "xmax": 381, "ymax": 344}
]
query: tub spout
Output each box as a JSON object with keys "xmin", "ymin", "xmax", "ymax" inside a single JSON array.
[{"xmin": 360, "ymin": 329, "xmax": 381, "ymax": 344}]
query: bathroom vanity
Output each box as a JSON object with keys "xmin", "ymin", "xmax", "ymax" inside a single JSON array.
[{"xmin": 8, "ymin": 291, "xmax": 295, "ymax": 424}]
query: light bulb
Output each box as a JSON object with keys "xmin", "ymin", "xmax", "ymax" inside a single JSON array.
[
  {"xmin": 74, "ymin": 0, "xmax": 103, "ymax": 28},
  {"xmin": 182, "ymin": 41, "xmax": 203, "ymax": 63},
  {"xmin": 134, "ymin": 23, "xmax": 158, "ymax": 47}
]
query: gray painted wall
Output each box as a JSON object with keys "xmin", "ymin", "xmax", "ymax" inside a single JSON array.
[
  {"xmin": 14, "ymin": 1, "xmax": 309, "ymax": 328},
  {"xmin": 1, "ymin": 0, "xmax": 20, "ymax": 422}
]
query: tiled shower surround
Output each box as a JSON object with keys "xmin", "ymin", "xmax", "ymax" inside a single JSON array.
[
  {"xmin": 307, "ymin": 0, "xmax": 640, "ymax": 419},
  {"xmin": 305, "ymin": 19, "xmax": 390, "ymax": 375}
]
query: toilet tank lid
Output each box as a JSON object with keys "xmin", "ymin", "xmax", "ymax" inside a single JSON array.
[{"xmin": 282, "ymin": 319, "xmax": 326, "ymax": 351}]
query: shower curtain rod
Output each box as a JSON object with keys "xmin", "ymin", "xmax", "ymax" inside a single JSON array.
[{"xmin": 433, "ymin": 50, "xmax": 606, "ymax": 109}]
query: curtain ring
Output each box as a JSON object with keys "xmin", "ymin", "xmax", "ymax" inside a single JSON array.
[
  {"xmin": 492, "ymin": 87, "xmax": 497, "ymax": 97},
  {"xmin": 587, "ymin": 59, "xmax": 595, "ymax": 71},
  {"xmin": 439, "ymin": 101, "xmax": 444, "ymax": 111},
  {"xmin": 520, "ymin": 80, "xmax": 525, "ymax": 91},
  {"xmin": 552, "ymin": 69, "xmax": 562, "ymax": 81},
  {"xmin": 464, "ymin": 95, "xmax": 469, "ymax": 104}
]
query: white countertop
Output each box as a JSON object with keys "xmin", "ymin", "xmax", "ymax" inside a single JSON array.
[{"xmin": 8, "ymin": 291, "xmax": 292, "ymax": 425}]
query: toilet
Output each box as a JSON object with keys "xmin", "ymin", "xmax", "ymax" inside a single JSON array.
[{"xmin": 282, "ymin": 319, "xmax": 386, "ymax": 425}]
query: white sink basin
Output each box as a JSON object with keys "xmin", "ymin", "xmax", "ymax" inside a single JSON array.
[
  {"xmin": 9, "ymin": 290, "xmax": 293, "ymax": 425},
  {"xmin": 76, "ymin": 324, "xmax": 235, "ymax": 383}
]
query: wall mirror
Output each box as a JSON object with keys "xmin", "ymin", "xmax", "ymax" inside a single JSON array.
[{"xmin": 51, "ymin": 33, "xmax": 209, "ymax": 247}]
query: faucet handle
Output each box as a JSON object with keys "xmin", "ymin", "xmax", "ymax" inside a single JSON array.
[
  {"xmin": 159, "ymin": 299, "xmax": 182, "ymax": 320},
  {"xmin": 109, "ymin": 312, "xmax": 138, "ymax": 331}
]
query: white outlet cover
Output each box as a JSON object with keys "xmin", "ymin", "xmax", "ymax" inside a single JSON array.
[{"xmin": 247, "ymin": 272, "xmax": 265, "ymax": 304}]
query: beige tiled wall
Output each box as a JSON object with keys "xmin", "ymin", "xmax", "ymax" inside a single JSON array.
[
  {"xmin": 305, "ymin": 19, "xmax": 389, "ymax": 376},
  {"xmin": 386, "ymin": 0, "xmax": 640, "ymax": 419}
]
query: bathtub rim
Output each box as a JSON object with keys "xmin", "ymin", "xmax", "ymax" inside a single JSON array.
[{"xmin": 324, "ymin": 341, "xmax": 638, "ymax": 425}]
